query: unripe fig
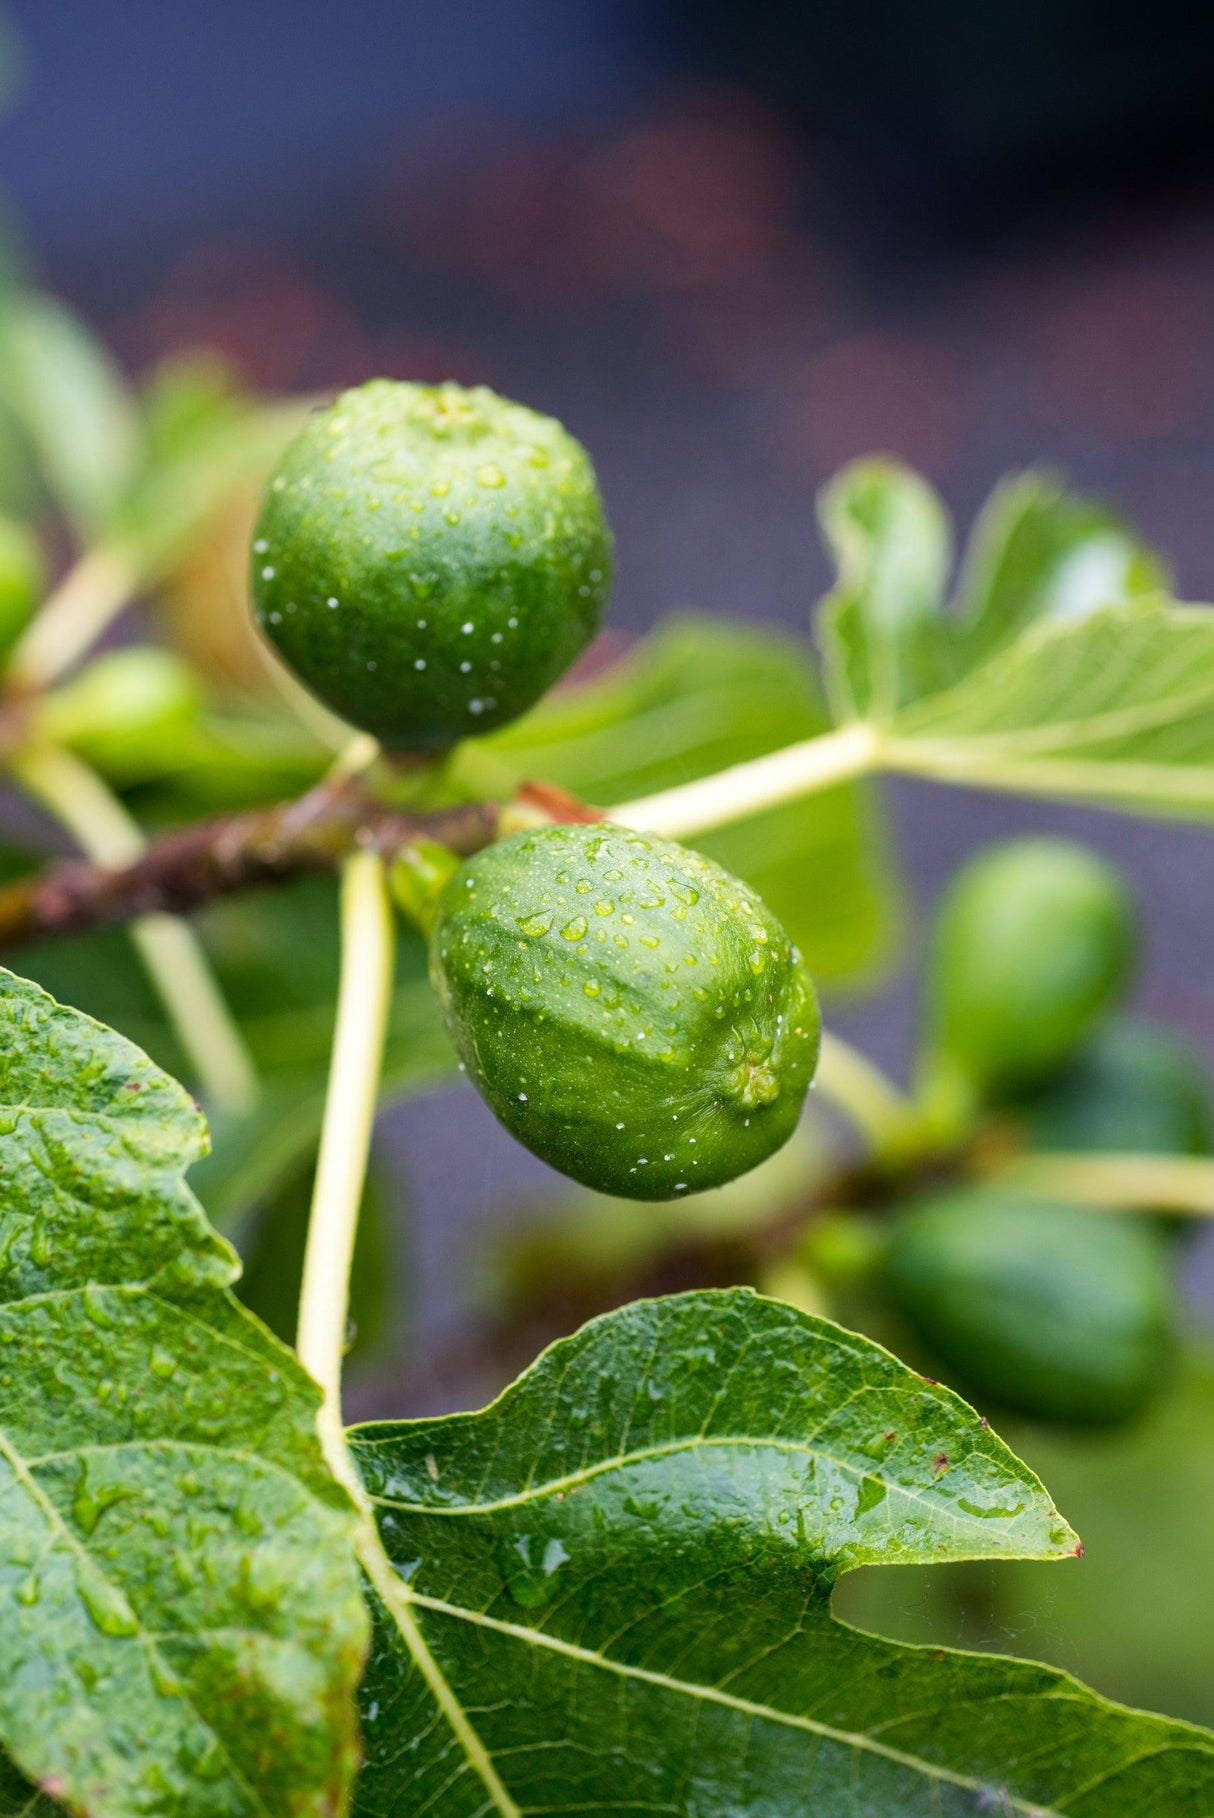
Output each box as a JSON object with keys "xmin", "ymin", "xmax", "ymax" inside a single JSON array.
[
  {"xmin": 251, "ymin": 379, "xmax": 612, "ymax": 749},
  {"xmin": 430, "ymin": 822, "xmax": 820, "ymax": 1199},
  {"xmin": 1013, "ymin": 1018, "xmax": 1211, "ymax": 1158},
  {"xmin": 0, "ymin": 513, "xmax": 43, "ymax": 660},
  {"xmin": 927, "ymin": 836, "xmax": 1135, "ymax": 1095},
  {"xmin": 886, "ymin": 1188, "xmax": 1174, "ymax": 1424},
  {"xmin": 40, "ymin": 647, "xmax": 203, "ymax": 779}
]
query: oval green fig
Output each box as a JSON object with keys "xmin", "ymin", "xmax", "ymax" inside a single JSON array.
[
  {"xmin": 430, "ymin": 822, "xmax": 820, "ymax": 1199},
  {"xmin": 251, "ymin": 379, "xmax": 612, "ymax": 749},
  {"xmin": 1012, "ymin": 1017, "xmax": 1211, "ymax": 1158},
  {"xmin": 886, "ymin": 1188, "xmax": 1174, "ymax": 1424},
  {"xmin": 0, "ymin": 513, "xmax": 43, "ymax": 661},
  {"xmin": 40, "ymin": 647, "xmax": 203, "ymax": 781},
  {"xmin": 927, "ymin": 836, "xmax": 1136, "ymax": 1095}
]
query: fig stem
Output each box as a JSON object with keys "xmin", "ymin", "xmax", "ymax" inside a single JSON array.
[
  {"xmin": 815, "ymin": 1030, "xmax": 920, "ymax": 1156},
  {"xmin": 610, "ymin": 720, "xmax": 881, "ymax": 838},
  {"xmin": 5, "ymin": 545, "xmax": 135, "ymax": 691},
  {"xmin": 1001, "ymin": 1150, "xmax": 1214, "ymax": 1215},
  {"xmin": 296, "ymin": 849, "xmax": 395, "ymax": 1449},
  {"xmin": 10, "ymin": 740, "xmax": 260, "ymax": 1117}
]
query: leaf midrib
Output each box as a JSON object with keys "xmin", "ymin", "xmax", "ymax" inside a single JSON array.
[
  {"xmin": 358, "ymin": 1430, "xmax": 1065, "ymax": 1557},
  {"xmin": 880, "ymin": 744, "xmax": 1214, "ymax": 804}
]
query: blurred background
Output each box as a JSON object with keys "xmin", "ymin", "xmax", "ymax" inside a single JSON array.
[{"xmin": 4, "ymin": 0, "xmax": 1214, "ymax": 1730}]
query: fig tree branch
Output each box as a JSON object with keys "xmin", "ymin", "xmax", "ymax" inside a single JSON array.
[
  {"xmin": 11, "ymin": 741, "xmax": 261, "ymax": 1116},
  {"xmin": 0, "ymin": 770, "xmax": 502, "ymax": 947},
  {"xmin": 0, "ymin": 713, "xmax": 881, "ymax": 951}
]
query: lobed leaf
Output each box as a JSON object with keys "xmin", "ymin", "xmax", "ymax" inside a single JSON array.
[
  {"xmin": 0, "ymin": 969, "xmax": 367, "ymax": 1816},
  {"xmin": 812, "ymin": 462, "xmax": 1214, "ymax": 821},
  {"xmin": 347, "ymin": 1288, "xmax": 1214, "ymax": 1815},
  {"xmin": 883, "ymin": 599, "xmax": 1214, "ymax": 816},
  {"xmin": 839, "ymin": 1350, "xmax": 1214, "ymax": 1731}
]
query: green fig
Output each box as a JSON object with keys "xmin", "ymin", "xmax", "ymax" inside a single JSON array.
[
  {"xmin": 1012, "ymin": 1017, "xmax": 1212, "ymax": 1158},
  {"xmin": 886, "ymin": 1188, "xmax": 1174, "ymax": 1424},
  {"xmin": 927, "ymin": 836, "xmax": 1136, "ymax": 1096},
  {"xmin": 251, "ymin": 379, "xmax": 612, "ymax": 750},
  {"xmin": 40, "ymin": 647, "xmax": 203, "ymax": 780},
  {"xmin": 430, "ymin": 822, "xmax": 820, "ymax": 1199}
]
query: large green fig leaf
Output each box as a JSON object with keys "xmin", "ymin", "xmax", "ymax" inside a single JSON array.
[
  {"xmin": 838, "ymin": 1350, "xmax": 1214, "ymax": 1731},
  {"xmin": 454, "ymin": 613, "xmax": 899, "ymax": 985},
  {"xmin": 0, "ymin": 968, "xmax": 367, "ymax": 1817},
  {"xmin": 348, "ymin": 1289, "xmax": 1214, "ymax": 1815}
]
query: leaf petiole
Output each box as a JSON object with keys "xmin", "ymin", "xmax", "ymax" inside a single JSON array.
[
  {"xmin": 999, "ymin": 1149, "xmax": 1214, "ymax": 1215},
  {"xmin": 814, "ymin": 1030, "xmax": 921, "ymax": 1157},
  {"xmin": 5, "ymin": 544, "xmax": 136, "ymax": 691},
  {"xmin": 609, "ymin": 719, "xmax": 881, "ymax": 839},
  {"xmin": 296, "ymin": 847, "xmax": 395, "ymax": 1482}
]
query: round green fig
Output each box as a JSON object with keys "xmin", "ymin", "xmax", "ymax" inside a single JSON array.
[
  {"xmin": 250, "ymin": 379, "xmax": 613, "ymax": 749},
  {"xmin": 927, "ymin": 836, "xmax": 1136, "ymax": 1095},
  {"xmin": 1013, "ymin": 1017, "xmax": 1212, "ymax": 1158},
  {"xmin": 0, "ymin": 513, "xmax": 43, "ymax": 661},
  {"xmin": 430, "ymin": 822, "xmax": 820, "ymax": 1199},
  {"xmin": 886, "ymin": 1188, "xmax": 1174, "ymax": 1424}
]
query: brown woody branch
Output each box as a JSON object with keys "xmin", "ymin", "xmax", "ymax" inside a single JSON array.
[{"xmin": 0, "ymin": 777, "xmax": 510, "ymax": 947}]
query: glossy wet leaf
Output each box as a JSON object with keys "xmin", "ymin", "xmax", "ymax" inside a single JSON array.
[
  {"xmin": 837, "ymin": 1349, "xmax": 1214, "ymax": 1732},
  {"xmin": 455, "ymin": 612, "xmax": 899, "ymax": 985},
  {"xmin": 0, "ymin": 968, "xmax": 367, "ymax": 1817},
  {"xmin": 348, "ymin": 1288, "xmax": 1214, "ymax": 1814}
]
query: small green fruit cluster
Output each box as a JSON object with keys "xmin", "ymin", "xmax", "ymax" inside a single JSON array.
[
  {"xmin": 886, "ymin": 836, "xmax": 1207, "ymax": 1425},
  {"xmin": 1013, "ymin": 1017, "xmax": 1212, "ymax": 1159},
  {"xmin": 251, "ymin": 379, "xmax": 613, "ymax": 749},
  {"xmin": 429, "ymin": 822, "xmax": 820, "ymax": 1199},
  {"xmin": 249, "ymin": 380, "xmax": 815, "ymax": 1201}
]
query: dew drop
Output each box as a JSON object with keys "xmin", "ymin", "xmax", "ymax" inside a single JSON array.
[{"xmin": 76, "ymin": 1566, "xmax": 138, "ymax": 1637}]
